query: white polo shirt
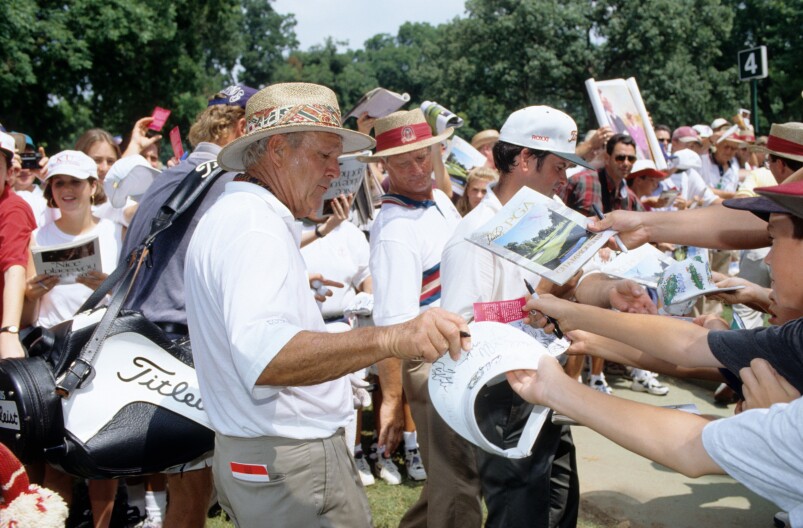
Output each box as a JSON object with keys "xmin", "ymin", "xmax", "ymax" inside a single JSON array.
[
  {"xmin": 300, "ymin": 221, "xmax": 370, "ymax": 319},
  {"xmin": 441, "ymin": 186, "xmax": 542, "ymax": 320},
  {"xmin": 700, "ymin": 153, "xmax": 740, "ymax": 192},
  {"xmin": 185, "ymin": 181, "xmax": 352, "ymax": 439},
  {"xmin": 370, "ymin": 189, "xmax": 461, "ymax": 326}
]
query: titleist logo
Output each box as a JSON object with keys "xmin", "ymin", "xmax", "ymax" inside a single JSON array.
[{"xmin": 117, "ymin": 357, "xmax": 204, "ymax": 412}]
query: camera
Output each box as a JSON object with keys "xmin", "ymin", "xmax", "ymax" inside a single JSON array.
[{"xmin": 20, "ymin": 152, "xmax": 42, "ymax": 170}]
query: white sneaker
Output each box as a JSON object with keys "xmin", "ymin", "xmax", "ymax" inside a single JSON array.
[
  {"xmin": 133, "ymin": 518, "xmax": 162, "ymax": 528},
  {"xmin": 589, "ymin": 374, "xmax": 613, "ymax": 395},
  {"xmin": 631, "ymin": 375, "xmax": 669, "ymax": 396},
  {"xmin": 374, "ymin": 455, "xmax": 402, "ymax": 485},
  {"xmin": 354, "ymin": 452, "xmax": 375, "ymax": 486},
  {"xmin": 404, "ymin": 449, "xmax": 427, "ymax": 481}
]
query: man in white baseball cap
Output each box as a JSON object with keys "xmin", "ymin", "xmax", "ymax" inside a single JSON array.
[
  {"xmin": 0, "ymin": 131, "xmax": 36, "ymax": 359},
  {"xmin": 441, "ymin": 105, "xmax": 589, "ymax": 528}
]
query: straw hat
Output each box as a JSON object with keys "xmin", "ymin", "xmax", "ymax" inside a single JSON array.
[
  {"xmin": 471, "ymin": 129, "xmax": 500, "ymax": 150},
  {"xmin": 750, "ymin": 122, "xmax": 803, "ymax": 163},
  {"xmin": 357, "ymin": 109, "xmax": 453, "ymax": 162},
  {"xmin": 218, "ymin": 82, "xmax": 375, "ymax": 172}
]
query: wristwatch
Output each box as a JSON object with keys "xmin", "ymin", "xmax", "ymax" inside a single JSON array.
[
  {"xmin": 314, "ymin": 225, "xmax": 325, "ymax": 238},
  {"xmin": 0, "ymin": 326, "xmax": 19, "ymax": 334}
]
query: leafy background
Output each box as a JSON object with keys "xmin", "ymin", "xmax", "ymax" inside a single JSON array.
[{"xmin": 1, "ymin": 0, "xmax": 800, "ymax": 154}]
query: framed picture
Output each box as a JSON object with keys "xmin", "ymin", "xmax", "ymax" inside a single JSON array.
[{"xmin": 585, "ymin": 77, "xmax": 667, "ymax": 169}]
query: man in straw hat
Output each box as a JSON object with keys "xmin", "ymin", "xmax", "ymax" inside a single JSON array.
[
  {"xmin": 184, "ymin": 83, "xmax": 471, "ymax": 527},
  {"xmin": 442, "ymin": 106, "xmax": 592, "ymax": 528},
  {"xmin": 471, "ymin": 129, "xmax": 500, "ymax": 169},
  {"xmin": 360, "ymin": 109, "xmax": 479, "ymax": 526}
]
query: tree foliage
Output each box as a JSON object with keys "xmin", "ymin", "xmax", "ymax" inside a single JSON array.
[{"xmin": 1, "ymin": 0, "xmax": 799, "ymax": 151}]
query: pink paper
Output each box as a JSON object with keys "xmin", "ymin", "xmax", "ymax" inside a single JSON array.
[
  {"xmin": 149, "ymin": 106, "xmax": 171, "ymax": 131},
  {"xmin": 473, "ymin": 297, "xmax": 527, "ymax": 324},
  {"xmin": 169, "ymin": 126, "xmax": 184, "ymax": 159}
]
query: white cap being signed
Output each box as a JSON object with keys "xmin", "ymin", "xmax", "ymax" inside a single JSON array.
[{"xmin": 428, "ymin": 321, "xmax": 552, "ymax": 459}]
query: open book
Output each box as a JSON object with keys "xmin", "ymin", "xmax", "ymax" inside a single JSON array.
[
  {"xmin": 32, "ymin": 235, "xmax": 102, "ymax": 284},
  {"xmin": 315, "ymin": 152, "xmax": 368, "ymax": 217},
  {"xmin": 465, "ymin": 187, "xmax": 615, "ymax": 285},
  {"xmin": 344, "ymin": 87, "xmax": 410, "ymax": 121}
]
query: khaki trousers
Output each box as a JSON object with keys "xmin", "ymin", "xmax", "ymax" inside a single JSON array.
[
  {"xmin": 213, "ymin": 429, "xmax": 372, "ymax": 528},
  {"xmin": 399, "ymin": 359, "xmax": 483, "ymax": 528}
]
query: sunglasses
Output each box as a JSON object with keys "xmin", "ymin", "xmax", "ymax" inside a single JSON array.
[
  {"xmin": 657, "ymin": 138, "xmax": 671, "ymax": 144},
  {"xmin": 614, "ymin": 154, "xmax": 637, "ymax": 163}
]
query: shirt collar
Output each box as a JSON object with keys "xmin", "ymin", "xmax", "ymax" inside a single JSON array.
[
  {"xmin": 381, "ymin": 193, "xmax": 437, "ymax": 209},
  {"xmin": 226, "ymin": 181, "xmax": 302, "ymax": 246}
]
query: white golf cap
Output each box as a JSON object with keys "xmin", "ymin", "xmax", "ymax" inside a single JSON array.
[
  {"xmin": 45, "ymin": 150, "xmax": 98, "ymax": 181},
  {"xmin": 499, "ymin": 106, "xmax": 593, "ymax": 169},
  {"xmin": 692, "ymin": 124, "xmax": 713, "ymax": 139},
  {"xmin": 103, "ymin": 155, "xmax": 160, "ymax": 208},
  {"xmin": 0, "ymin": 131, "xmax": 15, "ymax": 160},
  {"xmin": 429, "ymin": 321, "xmax": 552, "ymax": 459},
  {"xmin": 673, "ymin": 149, "xmax": 703, "ymax": 170}
]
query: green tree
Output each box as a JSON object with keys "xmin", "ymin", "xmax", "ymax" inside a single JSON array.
[
  {"xmin": 592, "ymin": 0, "xmax": 741, "ymax": 127},
  {"xmin": 721, "ymin": 0, "xmax": 803, "ymax": 132},
  {"xmin": 0, "ymin": 0, "xmax": 296, "ymax": 152}
]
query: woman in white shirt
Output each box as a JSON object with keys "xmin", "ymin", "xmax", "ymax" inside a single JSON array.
[{"xmin": 24, "ymin": 149, "xmax": 122, "ymax": 528}]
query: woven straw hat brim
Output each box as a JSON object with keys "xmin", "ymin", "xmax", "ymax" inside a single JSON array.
[
  {"xmin": 356, "ymin": 128, "xmax": 454, "ymax": 163},
  {"xmin": 218, "ymin": 124, "xmax": 375, "ymax": 172},
  {"xmin": 749, "ymin": 144, "xmax": 803, "ymax": 163}
]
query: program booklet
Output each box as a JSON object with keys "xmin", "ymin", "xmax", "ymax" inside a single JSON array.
[
  {"xmin": 344, "ymin": 87, "xmax": 410, "ymax": 120},
  {"xmin": 444, "ymin": 136, "xmax": 488, "ymax": 195},
  {"xmin": 316, "ymin": 152, "xmax": 368, "ymax": 217},
  {"xmin": 32, "ymin": 235, "xmax": 101, "ymax": 284},
  {"xmin": 600, "ymin": 243, "xmax": 676, "ymax": 289},
  {"xmin": 465, "ymin": 187, "xmax": 615, "ymax": 285}
]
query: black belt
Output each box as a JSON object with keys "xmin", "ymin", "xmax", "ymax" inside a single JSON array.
[{"xmin": 155, "ymin": 322, "xmax": 189, "ymax": 336}]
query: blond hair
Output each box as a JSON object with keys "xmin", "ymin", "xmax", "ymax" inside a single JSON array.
[
  {"xmin": 456, "ymin": 166, "xmax": 498, "ymax": 216},
  {"xmin": 188, "ymin": 105, "xmax": 245, "ymax": 147}
]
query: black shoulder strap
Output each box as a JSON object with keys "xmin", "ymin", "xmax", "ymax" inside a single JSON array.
[
  {"xmin": 597, "ymin": 169, "xmax": 613, "ymax": 213},
  {"xmin": 59, "ymin": 160, "xmax": 226, "ymax": 398},
  {"xmin": 76, "ymin": 160, "xmax": 224, "ymax": 313}
]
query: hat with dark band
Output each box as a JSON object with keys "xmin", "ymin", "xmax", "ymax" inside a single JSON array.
[
  {"xmin": 723, "ymin": 180, "xmax": 803, "ymax": 221},
  {"xmin": 357, "ymin": 109, "xmax": 453, "ymax": 162},
  {"xmin": 218, "ymin": 82, "xmax": 375, "ymax": 172},
  {"xmin": 749, "ymin": 122, "xmax": 803, "ymax": 163}
]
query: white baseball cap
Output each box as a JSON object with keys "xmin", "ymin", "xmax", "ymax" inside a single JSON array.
[
  {"xmin": 673, "ymin": 149, "xmax": 703, "ymax": 170},
  {"xmin": 499, "ymin": 106, "xmax": 593, "ymax": 169},
  {"xmin": 429, "ymin": 321, "xmax": 552, "ymax": 459},
  {"xmin": 103, "ymin": 155, "xmax": 160, "ymax": 208},
  {"xmin": 45, "ymin": 150, "xmax": 98, "ymax": 181},
  {"xmin": 0, "ymin": 131, "xmax": 15, "ymax": 160},
  {"xmin": 692, "ymin": 124, "xmax": 713, "ymax": 139}
]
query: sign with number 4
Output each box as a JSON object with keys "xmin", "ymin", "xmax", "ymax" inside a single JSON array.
[{"xmin": 738, "ymin": 46, "xmax": 768, "ymax": 81}]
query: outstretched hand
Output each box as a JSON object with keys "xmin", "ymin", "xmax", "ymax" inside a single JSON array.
[{"xmin": 609, "ymin": 280, "xmax": 657, "ymax": 314}]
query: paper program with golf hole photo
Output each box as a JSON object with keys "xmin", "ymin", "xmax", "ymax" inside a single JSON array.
[{"xmin": 466, "ymin": 187, "xmax": 614, "ymax": 285}]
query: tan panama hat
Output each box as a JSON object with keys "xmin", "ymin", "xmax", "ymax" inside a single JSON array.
[
  {"xmin": 471, "ymin": 129, "xmax": 500, "ymax": 150},
  {"xmin": 357, "ymin": 109, "xmax": 453, "ymax": 162},
  {"xmin": 218, "ymin": 82, "xmax": 376, "ymax": 172},
  {"xmin": 750, "ymin": 122, "xmax": 803, "ymax": 163}
]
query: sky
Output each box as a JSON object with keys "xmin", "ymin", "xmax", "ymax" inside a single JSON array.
[{"xmin": 271, "ymin": 0, "xmax": 468, "ymax": 51}]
